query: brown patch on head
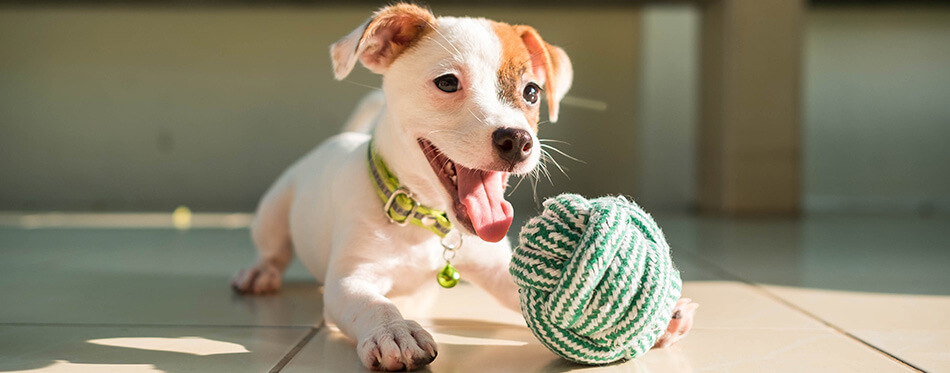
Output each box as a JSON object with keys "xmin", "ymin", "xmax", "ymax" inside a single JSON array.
[
  {"xmin": 491, "ymin": 24, "xmax": 573, "ymax": 125},
  {"xmin": 331, "ymin": 3, "xmax": 435, "ymax": 79},
  {"xmin": 491, "ymin": 22, "xmax": 540, "ymax": 131},
  {"xmin": 361, "ymin": 4, "xmax": 435, "ymax": 68}
]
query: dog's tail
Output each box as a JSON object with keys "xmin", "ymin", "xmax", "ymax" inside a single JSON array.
[{"xmin": 341, "ymin": 90, "xmax": 385, "ymax": 134}]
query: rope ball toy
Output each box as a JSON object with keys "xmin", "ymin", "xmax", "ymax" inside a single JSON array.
[{"xmin": 509, "ymin": 194, "xmax": 682, "ymax": 365}]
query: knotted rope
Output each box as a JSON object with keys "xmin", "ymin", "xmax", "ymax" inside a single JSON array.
[{"xmin": 509, "ymin": 194, "xmax": 681, "ymax": 364}]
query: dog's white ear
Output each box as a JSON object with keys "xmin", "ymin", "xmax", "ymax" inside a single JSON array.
[
  {"xmin": 516, "ymin": 26, "xmax": 573, "ymax": 123},
  {"xmin": 330, "ymin": 4, "xmax": 435, "ymax": 80}
]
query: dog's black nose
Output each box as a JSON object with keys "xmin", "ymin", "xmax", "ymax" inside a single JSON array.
[{"xmin": 492, "ymin": 127, "xmax": 533, "ymax": 164}]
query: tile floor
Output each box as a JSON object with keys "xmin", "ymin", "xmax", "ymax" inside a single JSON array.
[{"xmin": 0, "ymin": 212, "xmax": 947, "ymax": 372}]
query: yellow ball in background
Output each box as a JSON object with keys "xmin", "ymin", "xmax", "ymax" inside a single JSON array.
[{"xmin": 172, "ymin": 206, "xmax": 192, "ymax": 230}]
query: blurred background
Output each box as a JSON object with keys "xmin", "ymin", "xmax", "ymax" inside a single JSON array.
[{"xmin": 1, "ymin": 1, "xmax": 948, "ymax": 216}]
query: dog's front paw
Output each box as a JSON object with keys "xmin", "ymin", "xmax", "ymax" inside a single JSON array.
[
  {"xmin": 653, "ymin": 298, "xmax": 700, "ymax": 349},
  {"xmin": 358, "ymin": 320, "xmax": 437, "ymax": 371},
  {"xmin": 230, "ymin": 261, "xmax": 283, "ymax": 295}
]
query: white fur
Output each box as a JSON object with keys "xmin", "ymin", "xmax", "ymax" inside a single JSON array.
[{"xmin": 232, "ymin": 12, "xmax": 554, "ymax": 371}]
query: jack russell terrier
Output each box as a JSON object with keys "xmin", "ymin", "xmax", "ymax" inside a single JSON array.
[{"xmin": 231, "ymin": 4, "xmax": 697, "ymax": 370}]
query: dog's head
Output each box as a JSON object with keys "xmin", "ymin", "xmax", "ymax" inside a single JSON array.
[{"xmin": 331, "ymin": 4, "xmax": 573, "ymax": 243}]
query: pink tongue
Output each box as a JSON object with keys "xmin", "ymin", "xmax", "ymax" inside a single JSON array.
[{"xmin": 456, "ymin": 165, "xmax": 513, "ymax": 243}]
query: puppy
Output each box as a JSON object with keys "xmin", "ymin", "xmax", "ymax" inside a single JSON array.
[{"xmin": 232, "ymin": 4, "xmax": 695, "ymax": 370}]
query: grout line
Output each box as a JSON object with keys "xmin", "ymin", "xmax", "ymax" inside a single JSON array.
[
  {"xmin": 0, "ymin": 322, "xmax": 316, "ymax": 329},
  {"xmin": 676, "ymin": 250, "xmax": 927, "ymax": 373},
  {"xmin": 751, "ymin": 293, "xmax": 928, "ymax": 373},
  {"xmin": 270, "ymin": 323, "xmax": 323, "ymax": 373}
]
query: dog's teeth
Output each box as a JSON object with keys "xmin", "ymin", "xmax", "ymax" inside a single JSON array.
[
  {"xmin": 447, "ymin": 161, "xmax": 457, "ymax": 175},
  {"xmin": 450, "ymin": 175, "xmax": 457, "ymax": 184}
]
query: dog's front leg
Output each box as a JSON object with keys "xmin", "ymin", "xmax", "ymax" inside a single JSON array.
[
  {"xmin": 456, "ymin": 238, "xmax": 521, "ymax": 312},
  {"xmin": 325, "ymin": 270, "xmax": 437, "ymax": 371}
]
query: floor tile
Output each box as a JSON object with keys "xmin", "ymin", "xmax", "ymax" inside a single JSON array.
[
  {"xmin": 415, "ymin": 283, "xmax": 526, "ymax": 327},
  {"xmin": 283, "ymin": 276, "xmax": 858, "ymax": 372},
  {"xmin": 673, "ymin": 250, "xmax": 728, "ymax": 282},
  {"xmin": 657, "ymin": 214, "xmax": 950, "ymax": 296},
  {"xmin": 0, "ymin": 325, "xmax": 310, "ymax": 373},
  {"xmin": 848, "ymin": 330, "xmax": 950, "ymax": 373},
  {"xmin": 655, "ymin": 214, "xmax": 950, "ymax": 371},
  {"xmin": 0, "ymin": 228, "xmax": 322, "ymax": 327},
  {"xmin": 765, "ymin": 285, "xmax": 950, "ymax": 372},
  {"xmin": 635, "ymin": 329, "xmax": 912, "ymax": 373},
  {"xmin": 416, "ymin": 255, "xmax": 824, "ymax": 331},
  {"xmin": 681, "ymin": 282, "xmax": 825, "ymax": 330},
  {"xmin": 282, "ymin": 322, "xmax": 909, "ymax": 372},
  {"xmin": 4, "ymin": 214, "xmax": 939, "ymax": 372},
  {"xmin": 668, "ymin": 255, "xmax": 826, "ymax": 330}
]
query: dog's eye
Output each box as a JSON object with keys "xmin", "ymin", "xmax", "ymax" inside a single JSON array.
[
  {"xmin": 523, "ymin": 83, "xmax": 541, "ymax": 104},
  {"xmin": 434, "ymin": 74, "xmax": 459, "ymax": 93}
]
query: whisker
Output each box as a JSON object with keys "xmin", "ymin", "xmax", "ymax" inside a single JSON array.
[
  {"xmin": 530, "ymin": 168, "xmax": 540, "ymax": 205},
  {"xmin": 421, "ymin": 143, "xmax": 449, "ymax": 160},
  {"xmin": 424, "ymin": 149, "xmax": 441, "ymax": 159},
  {"xmin": 343, "ymin": 79, "xmax": 382, "ymax": 91},
  {"xmin": 424, "ymin": 35, "xmax": 462, "ymax": 63},
  {"xmin": 540, "ymin": 143, "xmax": 586, "ymax": 164},
  {"xmin": 468, "ymin": 109, "xmax": 487, "ymax": 125},
  {"xmin": 537, "ymin": 161, "xmax": 554, "ymax": 185},
  {"xmin": 508, "ymin": 174, "xmax": 527, "ymax": 196},
  {"xmin": 527, "ymin": 50, "xmax": 549, "ymax": 63},
  {"xmin": 424, "ymin": 21, "xmax": 464, "ymax": 61},
  {"xmin": 425, "ymin": 129, "xmax": 467, "ymax": 137},
  {"xmin": 541, "ymin": 149, "xmax": 570, "ymax": 179}
]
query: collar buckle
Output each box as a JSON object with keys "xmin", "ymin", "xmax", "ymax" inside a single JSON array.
[{"xmin": 383, "ymin": 187, "xmax": 419, "ymax": 227}]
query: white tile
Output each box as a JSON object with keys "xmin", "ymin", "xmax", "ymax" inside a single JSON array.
[
  {"xmin": 850, "ymin": 329, "xmax": 950, "ymax": 373},
  {"xmin": 682, "ymin": 282, "xmax": 826, "ymax": 330},
  {"xmin": 636, "ymin": 329, "xmax": 913, "ymax": 373},
  {"xmin": 0, "ymin": 228, "xmax": 322, "ymax": 327},
  {"xmin": 0, "ymin": 325, "xmax": 309, "ymax": 372},
  {"xmin": 282, "ymin": 276, "xmax": 873, "ymax": 372},
  {"xmin": 766, "ymin": 285, "xmax": 950, "ymax": 372},
  {"xmin": 282, "ymin": 324, "xmax": 911, "ymax": 372}
]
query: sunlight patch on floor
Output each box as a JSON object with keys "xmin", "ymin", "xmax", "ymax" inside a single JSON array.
[
  {"xmin": 8, "ymin": 360, "xmax": 162, "ymax": 373},
  {"xmin": 87, "ymin": 336, "xmax": 250, "ymax": 356},
  {"xmin": 431, "ymin": 332, "xmax": 529, "ymax": 346}
]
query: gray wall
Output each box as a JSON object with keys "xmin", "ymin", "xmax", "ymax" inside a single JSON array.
[
  {"xmin": 803, "ymin": 8, "xmax": 950, "ymax": 213},
  {"xmin": 636, "ymin": 5, "xmax": 698, "ymax": 211},
  {"xmin": 0, "ymin": 6, "xmax": 641, "ymax": 212},
  {"xmin": 635, "ymin": 5, "xmax": 950, "ymax": 213}
]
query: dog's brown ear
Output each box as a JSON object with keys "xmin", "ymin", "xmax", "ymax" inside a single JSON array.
[
  {"xmin": 331, "ymin": 4, "xmax": 435, "ymax": 80},
  {"xmin": 516, "ymin": 26, "xmax": 573, "ymax": 123}
]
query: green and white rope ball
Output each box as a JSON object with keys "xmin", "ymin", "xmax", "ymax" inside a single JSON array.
[{"xmin": 509, "ymin": 194, "xmax": 682, "ymax": 365}]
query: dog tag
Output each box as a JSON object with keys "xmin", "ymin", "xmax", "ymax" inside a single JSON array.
[{"xmin": 437, "ymin": 262, "xmax": 460, "ymax": 288}]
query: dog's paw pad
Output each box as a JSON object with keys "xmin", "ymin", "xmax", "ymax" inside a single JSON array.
[
  {"xmin": 358, "ymin": 320, "xmax": 438, "ymax": 371},
  {"xmin": 653, "ymin": 298, "xmax": 699, "ymax": 349},
  {"xmin": 230, "ymin": 262, "xmax": 283, "ymax": 295}
]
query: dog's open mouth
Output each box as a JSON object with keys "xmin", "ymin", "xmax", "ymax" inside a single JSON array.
[{"xmin": 418, "ymin": 139, "xmax": 513, "ymax": 243}]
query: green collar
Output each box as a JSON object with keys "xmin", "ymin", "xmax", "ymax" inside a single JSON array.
[{"xmin": 367, "ymin": 140, "xmax": 454, "ymax": 238}]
